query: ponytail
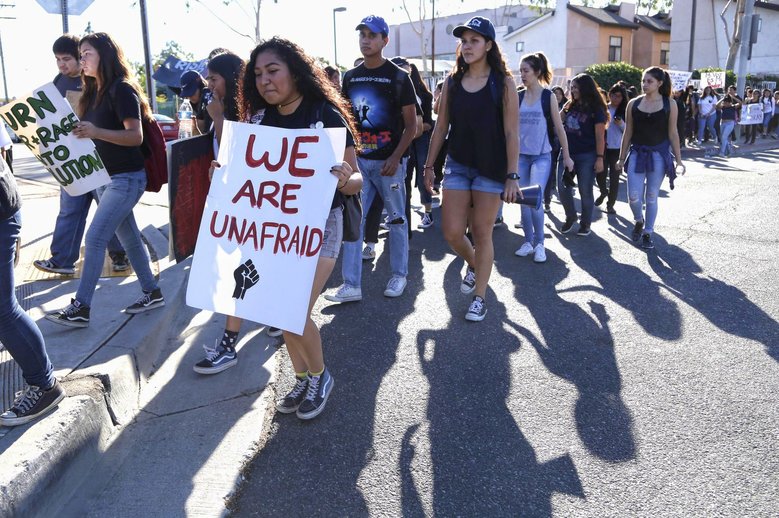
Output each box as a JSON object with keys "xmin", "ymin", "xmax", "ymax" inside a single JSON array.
[
  {"xmin": 520, "ymin": 52, "xmax": 553, "ymax": 85},
  {"xmin": 644, "ymin": 66, "xmax": 671, "ymax": 97}
]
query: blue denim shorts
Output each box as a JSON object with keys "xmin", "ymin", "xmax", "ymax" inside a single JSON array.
[{"xmin": 442, "ymin": 156, "xmax": 505, "ymax": 194}]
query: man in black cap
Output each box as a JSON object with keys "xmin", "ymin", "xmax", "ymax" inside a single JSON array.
[
  {"xmin": 179, "ymin": 70, "xmax": 212, "ymax": 135},
  {"xmin": 325, "ymin": 14, "xmax": 418, "ymax": 303}
]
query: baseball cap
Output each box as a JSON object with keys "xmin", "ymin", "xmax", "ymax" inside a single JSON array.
[
  {"xmin": 180, "ymin": 70, "xmax": 204, "ymax": 98},
  {"xmin": 356, "ymin": 15, "xmax": 389, "ymax": 35},
  {"xmin": 452, "ymin": 16, "xmax": 496, "ymax": 41}
]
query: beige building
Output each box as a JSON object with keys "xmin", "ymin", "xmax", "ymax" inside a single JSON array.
[{"xmin": 633, "ymin": 13, "xmax": 672, "ymax": 69}]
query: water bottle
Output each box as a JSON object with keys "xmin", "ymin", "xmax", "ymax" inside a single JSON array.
[{"xmin": 178, "ymin": 99, "xmax": 193, "ymax": 139}]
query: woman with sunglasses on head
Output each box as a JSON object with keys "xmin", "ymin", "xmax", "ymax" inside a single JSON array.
[
  {"xmin": 423, "ymin": 16, "xmax": 519, "ymax": 322},
  {"xmin": 616, "ymin": 67, "xmax": 685, "ymax": 250},
  {"xmin": 47, "ymin": 32, "xmax": 164, "ymax": 328}
]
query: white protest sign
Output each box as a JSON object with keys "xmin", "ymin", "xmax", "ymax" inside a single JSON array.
[
  {"xmin": 667, "ymin": 70, "xmax": 693, "ymax": 92},
  {"xmin": 740, "ymin": 103, "xmax": 764, "ymax": 125},
  {"xmin": 0, "ymin": 82, "xmax": 110, "ymax": 196},
  {"xmin": 701, "ymin": 71, "xmax": 726, "ymax": 90},
  {"xmin": 186, "ymin": 121, "xmax": 345, "ymax": 335}
]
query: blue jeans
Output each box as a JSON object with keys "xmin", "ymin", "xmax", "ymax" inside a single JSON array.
[
  {"xmin": 697, "ymin": 113, "xmax": 717, "ymax": 142},
  {"xmin": 341, "ymin": 157, "xmax": 409, "ymax": 287},
  {"xmin": 519, "ymin": 152, "xmax": 551, "ymax": 245},
  {"xmin": 0, "ymin": 211, "xmax": 54, "ymax": 388},
  {"xmin": 51, "ymin": 188, "xmax": 124, "ymax": 269},
  {"xmin": 627, "ymin": 151, "xmax": 665, "ymax": 234},
  {"xmin": 76, "ymin": 171, "xmax": 158, "ymax": 306},
  {"xmin": 719, "ymin": 120, "xmax": 736, "ymax": 155},
  {"xmin": 407, "ymin": 131, "xmax": 432, "ymax": 205},
  {"xmin": 558, "ymin": 151, "xmax": 596, "ymax": 227}
]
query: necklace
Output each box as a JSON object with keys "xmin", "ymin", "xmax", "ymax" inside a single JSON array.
[{"xmin": 278, "ymin": 95, "xmax": 302, "ymax": 109}]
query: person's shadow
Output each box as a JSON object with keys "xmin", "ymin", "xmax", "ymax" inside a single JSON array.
[
  {"xmin": 405, "ymin": 259, "xmax": 584, "ymax": 515},
  {"xmin": 647, "ymin": 234, "xmax": 779, "ymax": 363},
  {"xmin": 493, "ymin": 243, "xmax": 636, "ymax": 464}
]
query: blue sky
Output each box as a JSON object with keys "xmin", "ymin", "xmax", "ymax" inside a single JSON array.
[{"xmin": 0, "ymin": 0, "xmax": 503, "ymax": 98}]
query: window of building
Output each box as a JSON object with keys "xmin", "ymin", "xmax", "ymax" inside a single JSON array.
[
  {"xmin": 609, "ymin": 36, "xmax": 622, "ymax": 62},
  {"xmin": 516, "ymin": 41, "xmax": 524, "ymax": 52},
  {"xmin": 660, "ymin": 41, "xmax": 670, "ymax": 65}
]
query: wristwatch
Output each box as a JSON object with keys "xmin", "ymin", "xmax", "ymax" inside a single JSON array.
[{"xmin": 506, "ymin": 173, "xmax": 519, "ymax": 180}]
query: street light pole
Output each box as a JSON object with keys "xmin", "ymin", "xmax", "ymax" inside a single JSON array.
[
  {"xmin": 60, "ymin": 0, "xmax": 68, "ymax": 33},
  {"xmin": 139, "ymin": 0, "xmax": 157, "ymax": 112},
  {"xmin": 333, "ymin": 7, "xmax": 346, "ymax": 68}
]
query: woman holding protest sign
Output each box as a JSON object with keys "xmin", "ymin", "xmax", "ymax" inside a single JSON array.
[
  {"xmin": 231, "ymin": 37, "xmax": 361, "ymax": 420},
  {"xmin": 46, "ymin": 32, "xmax": 164, "ymax": 328}
]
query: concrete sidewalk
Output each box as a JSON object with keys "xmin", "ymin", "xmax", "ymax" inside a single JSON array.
[{"xmin": 0, "ymin": 148, "xmax": 278, "ymax": 516}]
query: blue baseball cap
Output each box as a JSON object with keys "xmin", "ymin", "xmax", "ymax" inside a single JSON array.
[
  {"xmin": 453, "ymin": 16, "xmax": 496, "ymax": 41},
  {"xmin": 180, "ymin": 70, "xmax": 205, "ymax": 97},
  {"xmin": 356, "ymin": 15, "xmax": 389, "ymax": 35}
]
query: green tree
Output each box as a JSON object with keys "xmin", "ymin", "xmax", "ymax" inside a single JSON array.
[{"xmin": 585, "ymin": 62, "xmax": 643, "ymax": 91}]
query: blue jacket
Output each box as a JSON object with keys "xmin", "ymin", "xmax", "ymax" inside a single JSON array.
[{"xmin": 628, "ymin": 140, "xmax": 677, "ymax": 189}]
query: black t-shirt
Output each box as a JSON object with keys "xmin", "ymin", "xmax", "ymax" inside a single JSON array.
[
  {"xmin": 342, "ymin": 60, "xmax": 416, "ymax": 160},
  {"xmin": 563, "ymin": 106, "xmax": 607, "ymax": 155},
  {"xmin": 257, "ymin": 98, "xmax": 355, "ymax": 209},
  {"xmin": 82, "ymin": 81, "xmax": 145, "ymax": 175},
  {"xmin": 53, "ymin": 73, "xmax": 82, "ymax": 97}
]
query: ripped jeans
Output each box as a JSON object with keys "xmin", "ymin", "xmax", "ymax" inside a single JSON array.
[
  {"xmin": 340, "ymin": 157, "xmax": 409, "ymax": 287},
  {"xmin": 627, "ymin": 151, "xmax": 665, "ymax": 234}
]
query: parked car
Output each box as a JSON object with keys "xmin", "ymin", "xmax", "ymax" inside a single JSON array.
[{"xmin": 153, "ymin": 113, "xmax": 178, "ymax": 141}]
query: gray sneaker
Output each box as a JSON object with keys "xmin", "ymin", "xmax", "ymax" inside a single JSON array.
[
  {"xmin": 324, "ymin": 284, "xmax": 362, "ymax": 303},
  {"xmin": 384, "ymin": 276, "xmax": 407, "ymax": 297}
]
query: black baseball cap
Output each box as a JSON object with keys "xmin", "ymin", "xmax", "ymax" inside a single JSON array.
[
  {"xmin": 453, "ymin": 16, "xmax": 496, "ymax": 41},
  {"xmin": 180, "ymin": 70, "xmax": 205, "ymax": 98}
]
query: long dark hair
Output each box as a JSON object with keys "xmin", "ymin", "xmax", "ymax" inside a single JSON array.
[
  {"xmin": 77, "ymin": 32, "xmax": 151, "ymax": 121},
  {"xmin": 241, "ymin": 37, "xmax": 359, "ymax": 146},
  {"xmin": 564, "ymin": 73, "xmax": 608, "ymax": 120},
  {"xmin": 552, "ymin": 86, "xmax": 568, "ymax": 108},
  {"xmin": 208, "ymin": 52, "xmax": 244, "ymax": 123},
  {"xmin": 644, "ymin": 66, "xmax": 671, "ymax": 97},
  {"xmin": 451, "ymin": 31, "xmax": 511, "ymax": 82},
  {"xmin": 608, "ymin": 83, "xmax": 629, "ymax": 119}
]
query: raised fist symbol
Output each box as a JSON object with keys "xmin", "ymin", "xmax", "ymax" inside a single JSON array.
[{"xmin": 232, "ymin": 259, "xmax": 259, "ymax": 300}]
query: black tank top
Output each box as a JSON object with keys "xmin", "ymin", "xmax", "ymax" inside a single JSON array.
[
  {"xmin": 631, "ymin": 96, "xmax": 670, "ymax": 146},
  {"xmin": 447, "ymin": 76, "xmax": 507, "ymax": 182}
]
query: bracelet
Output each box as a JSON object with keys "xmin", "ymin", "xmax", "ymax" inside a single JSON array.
[{"xmin": 596, "ymin": 154, "xmax": 604, "ymax": 158}]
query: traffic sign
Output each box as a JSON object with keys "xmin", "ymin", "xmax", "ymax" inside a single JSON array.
[{"xmin": 35, "ymin": 0, "xmax": 94, "ymax": 16}]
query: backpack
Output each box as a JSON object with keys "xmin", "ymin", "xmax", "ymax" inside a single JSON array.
[
  {"xmin": 518, "ymin": 88, "xmax": 556, "ymax": 149},
  {"xmin": 107, "ymin": 80, "xmax": 169, "ymax": 192}
]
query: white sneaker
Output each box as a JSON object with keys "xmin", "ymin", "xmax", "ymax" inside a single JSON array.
[
  {"xmin": 383, "ymin": 276, "xmax": 407, "ymax": 298},
  {"xmin": 324, "ymin": 284, "xmax": 362, "ymax": 303},
  {"xmin": 362, "ymin": 245, "xmax": 376, "ymax": 261},
  {"xmin": 417, "ymin": 213, "xmax": 433, "ymax": 229},
  {"xmin": 515, "ymin": 242, "xmax": 535, "ymax": 257},
  {"xmin": 533, "ymin": 244, "xmax": 547, "ymax": 263}
]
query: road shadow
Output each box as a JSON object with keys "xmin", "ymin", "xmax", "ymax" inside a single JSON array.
[
  {"xmin": 647, "ymin": 235, "xmax": 779, "ymax": 363},
  {"xmin": 405, "ymin": 259, "xmax": 584, "ymax": 515}
]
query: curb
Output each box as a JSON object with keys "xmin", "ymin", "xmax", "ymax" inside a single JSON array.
[{"xmin": 0, "ymin": 227, "xmax": 192, "ymax": 516}]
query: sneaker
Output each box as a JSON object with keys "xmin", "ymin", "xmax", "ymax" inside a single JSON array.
[
  {"xmin": 384, "ymin": 275, "xmax": 407, "ymax": 297},
  {"xmin": 515, "ymin": 242, "xmax": 535, "ymax": 257},
  {"xmin": 641, "ymin": 233, "xmax": 655, "ymax": 249},
  {"xmin": 417, "ymin": 212, "xmax": 433, "ymax": 229},
  {"xmin": 595, "ymin": 193, "xmax": 607, "ymax": 206},
  {"xmin": 193, "ymin": 340, "xmax": 237, "ymax": 374},
  {"xmin": 45, "ymin": 299, "xmax": 90, "ymax": 328},
  {"xmin": 324, "ymin": 284, "xmax": 362, "ymax": 303},
  {"xmin": 460, "ymin": 266, "xmax": 476, "ymax": 294},
  {"xmin": 0, "ymin": 380, "xmax": 66, "ymax": 427},
  {"xmin": 111, "ymin": 255, "xmax": 130, "ymax": 272},
  {"xmin": 275, "ymin": 376, "xmax": 308, "ymax": 414},
  {"xmin": 561, "ymin": 218, "xmax": 577, "ymax": 234},
  {"xmin": 576, "ymin": 224, "xmax": 591, "ymax": 236},
  {"xmin": 33, "ymin": 259, "xmax": 75, "ymax": 275},
  {"xmin": 493, "ymin": 216, "xmax": 504, "ymax": 228},
  {"xmin": 267, "ymin": 326, "xmax": 283, "ymax": 337},
  {"xmin": 125, "ymin": 288, "xmax": 165, "ymax": 314},
  {"xmin": 465, "ymin": 296, "xmax": 487, "ymax": 322},
  {"xmin": 361, "ymin": 245, "xmax": 376, "ymax": 261},
  {"xmin": 533, "ymin": 244, "xmax": 547, "ymax": 263},
  {"xmin": 631, "ymin": 221, "xmax": 644, "ymax": 242},
  {"xmin": 296, "ymin": 368, "xmax": 334, "ymax": 420}
]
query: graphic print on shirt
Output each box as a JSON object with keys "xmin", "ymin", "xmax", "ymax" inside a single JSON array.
[
  {"xmin": 565, "ymin": 111, "xmax": 586, "ymax": 136},
  {"xmin": 348, "ymin": 78, "xmax": 395, "ymax": 154}
]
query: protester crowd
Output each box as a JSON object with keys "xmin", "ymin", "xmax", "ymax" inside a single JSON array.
[{"xmin": 1, "ymin": 13, "xmax": 775, "ymax": 427}]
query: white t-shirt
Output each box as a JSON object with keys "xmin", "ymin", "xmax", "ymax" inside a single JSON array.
[{"xmin": 699, "ymin": 95, "xmax": 717, "ymax": 117}]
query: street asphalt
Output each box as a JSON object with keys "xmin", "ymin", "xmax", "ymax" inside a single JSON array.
[{"xmin": 230, "ymin": 146, "xmax": 779, "ymax": 516}]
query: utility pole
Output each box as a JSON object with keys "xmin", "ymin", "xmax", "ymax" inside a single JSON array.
[
  {"xmin": 60, "ymin": 0, "xmax": 68, "ymax": 32},
  {"xmin": 736, "ymin": 0, "xmax": 755, "ymax": 138},
  {"xmin": 139, "ymin": 0, "xmax": 156, "ymax": 112},
  {"xmin": 0, "ymin": 4, "xmax": 13, "ymax": 103}
]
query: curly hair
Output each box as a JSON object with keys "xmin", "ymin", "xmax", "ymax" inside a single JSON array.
[
  {"xmin": 241, "ymin": 37, "xmax": 359, "ymax": 146},
  {"xmin": 208, "ymin": 52, "xmax": 245, "ymax": 123},
  {"xmin": 451, "ymin": 31, "xmax": 511, "ymax": 82},
  {"xmin": 77, "ymin": 32, "xmax": 152, "ymax": 121}
]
